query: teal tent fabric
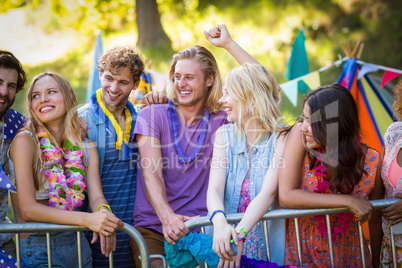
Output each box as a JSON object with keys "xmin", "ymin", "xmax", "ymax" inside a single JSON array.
[{"xmin": 285, "ymin": 29, "xmax": 309, "ymax": 94}]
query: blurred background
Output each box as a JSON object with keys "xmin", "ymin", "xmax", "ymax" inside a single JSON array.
[{"xmin": 1, "ymin": 0, "xmax": 401, "ymax": 121}]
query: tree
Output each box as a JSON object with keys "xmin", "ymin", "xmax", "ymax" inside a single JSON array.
[
  {"xmin": 1, "ymin": 0, "xmax": 172, "ymax": 50},
  {"xmin": 136, "ymin": 0, "xmax": 171, "ymax": 49}
]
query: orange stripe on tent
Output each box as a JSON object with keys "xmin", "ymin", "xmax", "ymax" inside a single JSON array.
[{"xmin": 349, "ymin": 79, "xmax": 383, "ymax": 155}]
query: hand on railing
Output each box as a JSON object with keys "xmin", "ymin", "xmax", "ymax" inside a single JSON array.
[
  {"xmin": 382, "ymin": 193, "xmax": 402, "ymax": 225},
  {"xmin": 217, "ymin": 241, "xmax": 243, "ymax": 268},
  {"xmin": 161, "ymin": 213, "xmax": 198, "ymax": 245},
  {"xmin": 344, "ymin": 195, "xmax": 373, "ymax": 223},
  {"xmin": 212, "ymin": 222, "xmax": 237, "ymax": 261},
  {"xmin": 86, "ymin": 210, "xmax": 123, "ymax": 256}
]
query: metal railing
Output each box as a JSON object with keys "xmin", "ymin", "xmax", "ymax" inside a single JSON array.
[
  {"xmin": 1, "ymin": 199, "xmax": 398, "ymax": 268},
  {"xmin": 184, "ymin": 198, "xmax": 399, "ymax": 268},
  {"xmin": 0, "ymin": 222, "xmax": 150, "ymax": 268}
]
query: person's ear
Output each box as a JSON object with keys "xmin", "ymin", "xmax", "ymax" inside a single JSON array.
[
  {"xmin": 133, "ymin": 79, "xmax": 141, "ymax": 90},
  {"xmin": 206, "ymin": 75, "xmax": 214, "ymax": 87}
]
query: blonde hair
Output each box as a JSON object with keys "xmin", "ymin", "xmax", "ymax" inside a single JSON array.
[
  {"xmin": 26, "ymin": 72, "xmax": 84, "ymax": 190},
  {"xmin": 166, "ymin": 46, "xmax": 222, "ymax": 113},
  {"xmin": 225, "ymin": 64, "xmax": 283, "ymax": 142}
]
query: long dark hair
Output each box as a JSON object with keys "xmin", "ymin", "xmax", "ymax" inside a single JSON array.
[
  {"xmin": 281, "ymin": 84, "xmax": 367, "ymax": 193},
  {"xmin": 305, "ymin": 84, "xmax": 366, "ymax": 193}
]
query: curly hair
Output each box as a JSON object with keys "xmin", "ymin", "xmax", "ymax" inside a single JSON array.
[
  {"xmin": 393, "ymin": 79, "xmax": 402, "ymax": 120},
  {"xmin": 0, "ymin": 50, "xmax": 27, "ymax": 92},
  {"xmin": 166, "ymin": 46, "xmax": 222, "ymax": 113},
  {"xmin": 98, "ymin": 46, "xmax": 145, "ymax": 83}
]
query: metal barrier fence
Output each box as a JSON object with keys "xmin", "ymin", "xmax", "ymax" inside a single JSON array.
[
  {"xmin": 184, "ymin": 198, "xmax": 399, "ymax": 268},
  {"xmin": 0, "ymin": 199, "xmax": 398, "ymax": 268},
  {"xmin": 0, "ymin": 222, "xmax": 150, "ymax": 268}
]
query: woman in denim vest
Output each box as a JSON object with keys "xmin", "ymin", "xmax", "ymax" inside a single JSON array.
[
  {"xmin": 9, "ymin": 73, "xmax": 123, "ymax": 267},
  {"xmin": 207, "ymin": 64, "xmax": 286, "ymax": 267}
]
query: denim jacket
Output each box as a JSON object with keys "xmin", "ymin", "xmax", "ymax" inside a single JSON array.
[
  {"xmin": 79, "ymin": 102, "xmax": 106, "ymax": 174},
  {"xmin": 222, "ymin": 124, "xmax": 285, "ymax": 264},
  {"xmin": 78, "ymin": 102, "xmax": 140, "ymax": 174}
]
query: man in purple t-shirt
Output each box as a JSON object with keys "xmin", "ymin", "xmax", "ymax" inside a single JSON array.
[{"xmin": 131, "ymin": 24, "xmax": 260, "ymax": 267}]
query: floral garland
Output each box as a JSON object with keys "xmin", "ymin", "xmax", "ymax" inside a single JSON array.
[
  {"xmin": 312, "ymin": 151, "xmax": 353, "ymax": 241},
  {"xmin": 38, "ymin": 129, "xmax": 86, "ymax": 211},
  {"xmin": 168, "ymin": 100, "xmax": 210, "ymax": 163}
]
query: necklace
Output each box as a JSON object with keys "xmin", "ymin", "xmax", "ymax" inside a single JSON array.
[
  {"xmin": 91, "ymin": 89, "xmax": 136, "ymax": 160},
  {"xmin": 38, "ymin": 129, "xmax": 86, "ymax": 211},
  {"xmin": 312, "ymin": 150, "xmax": 352, "ymax": 240},
  {"xmin": 168, "ymin": 100, "xmax": 210, "ymax": 164}
]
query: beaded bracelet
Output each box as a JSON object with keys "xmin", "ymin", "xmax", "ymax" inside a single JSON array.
[
  {"xmin": 97, "ymin": 204, "xmax": 112, "ymax": 212},
  {"xmin": 236, "ymin": 225, "xmax": 248, "ymax": 238},
  {"xmin": 209, "ymin": 210, "xmax": 226, "ymax": 224}
]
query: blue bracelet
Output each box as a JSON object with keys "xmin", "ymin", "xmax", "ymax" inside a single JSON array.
[
  {"xmin": 209, "ymin": 210, "xmax": 226, "ymax": 224},
  {"xmin": 232, "ymin": 241, "xmax": 237, "ymax": 255}
]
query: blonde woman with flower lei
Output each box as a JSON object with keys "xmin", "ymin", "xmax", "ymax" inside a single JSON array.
[{"xmin": 9, "ymin": 72, "xmax": 123, "ymax": 268}]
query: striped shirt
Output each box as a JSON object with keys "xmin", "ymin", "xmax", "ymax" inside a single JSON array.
[{"xmin": 86, "ymin": 131, "xmax": 137, "ymax": 267}]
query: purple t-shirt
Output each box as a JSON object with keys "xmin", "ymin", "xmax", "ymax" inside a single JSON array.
[{"xmin": 132, "ymin": 104, "xmax": 227, "ymax": 233}]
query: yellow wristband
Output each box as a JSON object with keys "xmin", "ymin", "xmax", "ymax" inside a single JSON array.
[{"xmin": 97, "ymin": 204, "xmax": 112, "ymax": 212}]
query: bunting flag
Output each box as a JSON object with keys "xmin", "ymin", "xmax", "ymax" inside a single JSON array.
[
  {"xmin": 380, "ymin": 70, "xmax": 401, "ymax": 89},
  {"xmin": 302, "ymin": 71, "xmax": 321, "ymax": 90},
  {"xmin": 280, "ymin": 81, "xmax": 298, "ymax": 107},
  {"xmin": 285, "ymin": 29, "xmax": 309, "ymax": 94},
  {"xmin": 0, "ymin": 167, "xmax": 15, "ymax": 191},
  {"xmin": 279, "ymin": 58, "xmax": 401, "ymax": 114},
  {"xmin": 357, "ymin": 64, "xmax": 379, "ymax": 80},
  {"xmin": 86, "ymin": 31, "xmax": 103, "ymax": 103}
]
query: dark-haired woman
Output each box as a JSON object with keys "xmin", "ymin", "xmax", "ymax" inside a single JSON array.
[
  {"xmin": 380, "ymin": 79, "xmax": 402, "ymax": 267},
  {"xmin": 278, "ymin": 84, "xmax": 384, "ymax": 267}
]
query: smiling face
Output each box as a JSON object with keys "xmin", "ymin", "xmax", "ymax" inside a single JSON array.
[
  {"xmin": 301, "ymin": 103, "xmax": 320, "ymax": 149},
  {"xmin": 219, "ymin": 87, "xmax": 240, "ymax": 122},
  {"xmin": 31, "ymin": 75, "xmax": 66, "ymax": 126},
  {"xmin": 173, "ymin": 59, "xmax": 213, "ymax": 107},
  {"xmin": 99, "ymin": 66, "xmax": 137, "ymax": 115},
  {"xmin": 0, "ymin": 68, "xmax": 18, "ymax": 119}
]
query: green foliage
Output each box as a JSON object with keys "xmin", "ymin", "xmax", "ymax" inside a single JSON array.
[
  {"xmin": 0, "ymin": 0, "xmax": 25, "ymax": 12},
  {"xmin": 14, "ymin": 45, "xmax": 92, "ymax": 116},
  {"xmin": 5, "ymin": 0, "xmax": 401, "ymax": 120}
]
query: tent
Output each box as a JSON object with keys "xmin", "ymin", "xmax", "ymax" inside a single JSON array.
[{"xmin": 337, "ymin": 58, "xmax": 396, "ymax": 154}]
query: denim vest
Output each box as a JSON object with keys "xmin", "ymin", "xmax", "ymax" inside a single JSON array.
[{"xmin": 222, "ymin": 124, "xmax": 285, "ymax": 264}]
